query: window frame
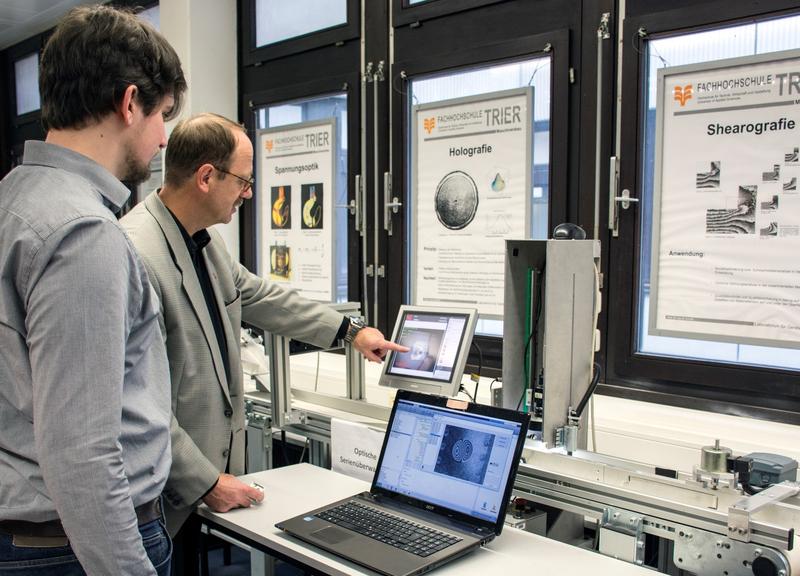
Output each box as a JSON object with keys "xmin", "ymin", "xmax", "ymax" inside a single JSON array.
[
  {"xmin": 604, "ymin": 0, "xmax": 800, "ymax": 424},
  {"xmin": 393, "ymin": 0, "xmax": 509, "ymax": 28},
  {"xmin": 240, "ymin": 0, "xmax": 360, "ymax": 66},
  {"xmin": 240, "ymin": 72, "xmax": 363, "ymax": 302},
  {"xmin": 387, "ymin": 29, "xmax": 572, "ymax": 374}
]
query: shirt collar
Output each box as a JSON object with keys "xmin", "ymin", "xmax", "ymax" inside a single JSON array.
[
  {"xmin": 166, "ymin": 206, "xmax": 211, "ymax": 255},
  {"xmin": 22, "ymin": 140, "xmax": 131, "ymax": 213}
]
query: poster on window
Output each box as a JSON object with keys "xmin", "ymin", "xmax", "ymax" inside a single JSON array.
[
  {"xmin": 650, "ymin": 49, "xmax": 800, "ymax": 348},
  {"xmin": 257, "ymin": 119, "xmax": 335, "ymax": 301},
  {"xmin": 412, "ymin": 88, "xmax": 532, "ymax": 317}
]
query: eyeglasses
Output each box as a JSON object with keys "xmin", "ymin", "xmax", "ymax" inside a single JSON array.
[{"xmin": 213, "ymin": 166, "xmax": 255, "ymax": 192}]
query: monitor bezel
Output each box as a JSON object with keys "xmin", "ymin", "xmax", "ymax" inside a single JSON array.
[{"xmin": 378, "ymin": 305, "xmax": 478, "ymax": 397}]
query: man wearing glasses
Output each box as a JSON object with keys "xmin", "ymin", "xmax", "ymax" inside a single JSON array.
[{"xmin": 121, "ymin": 113, "xmax": 405, "ymax": 572}]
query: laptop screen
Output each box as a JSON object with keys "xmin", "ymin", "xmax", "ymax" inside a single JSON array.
[{"xmin": 373, "ymin": 394, "xmax": 526, "ymax": 527}]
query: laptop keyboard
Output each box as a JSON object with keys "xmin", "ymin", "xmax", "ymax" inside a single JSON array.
[{"xmin": 316, "ymin": 500, "xmax": 463, "ymax": 557}]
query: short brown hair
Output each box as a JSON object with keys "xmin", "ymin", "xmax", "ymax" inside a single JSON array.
[
  {"xmin": 40, "ymin": 5, "xmax": 186, "ymax": 131},
  {"xmin": 164, "ymin": 113, "xmax": 247, "ymax": 187}
]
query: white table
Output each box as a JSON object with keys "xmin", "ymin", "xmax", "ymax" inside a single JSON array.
[{"xmin": 196, "ymin": 464, "xmax": 654, "ymax": 576}]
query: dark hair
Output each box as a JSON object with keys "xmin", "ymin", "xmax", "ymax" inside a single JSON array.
[
  {"xmin": 40, "ymin": 5, "xmax": 186, "ymax": 131},
  {"xmin": 164, "ymin": 113, "xmax": 246, "ymax": 187}
]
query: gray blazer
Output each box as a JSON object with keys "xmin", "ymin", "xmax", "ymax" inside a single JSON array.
[{"xmin": 122, "ymin": 192, "xmax": 344, "ymax": 534}]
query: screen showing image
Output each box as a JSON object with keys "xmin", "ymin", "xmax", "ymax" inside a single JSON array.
[
  {"xmin": 375, "ymin": 399, "xmax": 523, "ymax": 523},
  {"xmin": 385, "ymin": 312, "xmax": 469, "ymax": 383}
]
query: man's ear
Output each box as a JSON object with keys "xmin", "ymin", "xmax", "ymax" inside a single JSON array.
[
  {"xmin": 119, "ymin": 85, "xmax": 139, "ymax": 126},
  {"xmin": 196, "ymin": 164, "xmax": 215, "ymax": 193}
]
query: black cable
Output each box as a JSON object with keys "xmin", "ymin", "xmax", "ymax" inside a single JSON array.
[
  {"xmin": 470, "ymin": 340, "xmax": 483, "ymax": 401},
  {"xmin": 458, "ymin": 385, "xmax": 475, "ymax": 402},
  {"xmin": 573, "ymin": 362, "xmax": 602, "ymax": 419},
  {"xmin": 517, "ymin": 266, "xmax": 545, "ymax": 411}
]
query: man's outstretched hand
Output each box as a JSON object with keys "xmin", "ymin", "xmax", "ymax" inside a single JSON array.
[{"xmin": 352, "ymin": 327, "xmax": 410, "ymax": 363}]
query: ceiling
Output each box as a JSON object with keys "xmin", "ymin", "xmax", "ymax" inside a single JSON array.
[{"xmin": 0, "ymin": 0, "xmax": 100, "ymax": 51}]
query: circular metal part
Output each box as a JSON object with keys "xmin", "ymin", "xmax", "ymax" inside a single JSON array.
[
  {"xmin": 701, "ymin": 440, "xmax": 732, "ymax": 473},
  {"xmin": 434, "ymin": 171, "xmax": 479, "ymax": 230}
]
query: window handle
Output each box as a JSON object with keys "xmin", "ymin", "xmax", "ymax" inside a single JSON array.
[{"xmin": 383, "ymin": 172, "xmax": 402, "ymax": 235}]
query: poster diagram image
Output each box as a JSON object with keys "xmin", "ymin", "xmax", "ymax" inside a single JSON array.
[
  {"xmin": 762, "ymin": 164, "xmax": 780, "ymax": 182},
  {"xmin": 434, "ymin": 425, "xmax": 495, "ymax": 484},
  {"xmin": 760, "ymin": 195, "xmax": 779, "ymax": 211},
  {"xmin": 270, "ymin": 244, "xmax": 291, "ymax": 280},
  {"xmin": 393, "ymin": 330, "xmax": 442, "ymax": 372},
  {"xmin": 705, "ymin": 185, "xmax": 756, "ymax": 235},
  {"xmin": 487, "ymin": 213, "xmax": 513, "ymax": 235},
  {"xmin": 301, "ymin": 183, "xmax": 323, "ymax": 229},
  {"xmin": 488, "ymin": 168, "xmax": 509, "ymax": 192},
  {"xmin": 434, "ymin": 170, "xmax": 479, "ymax": 230},
  {"xmin": 696, "ymin": 161, "xmax": 721, "ymax": 189},
  {"xmin": 271, "ymin": 186, "xmax": 291, "ymax": 229},
  {"xmin": 784, "ymin": 177, "xmax": 797, "ymax": 192},
  {"xmin": 785, "ymin": 147, "xmax": 799, "ymax": 163},
  {"xmin": 760, "ymin": 222, "xmax": 779, "ymax": 237}
]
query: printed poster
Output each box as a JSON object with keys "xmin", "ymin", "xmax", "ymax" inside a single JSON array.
[
  {"xmin": 257, "ymin": 119, "xmax": 335, "ymax": 301},
  {"xmin": 413, "ymin": 88, "xmax": 532, "ymax": 317},
  {"xmin": 651, "ymin": 49, "xmax": 800, "ymax": 347}
]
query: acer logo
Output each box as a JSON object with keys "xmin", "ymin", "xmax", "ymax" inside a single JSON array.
[
  {"xmin": 425, "ymin": 504, "xmax": 434, "ymax": 510},
  {"xmin": 673, "ymin": 84, "xmax": 693, "ymax": 107}
]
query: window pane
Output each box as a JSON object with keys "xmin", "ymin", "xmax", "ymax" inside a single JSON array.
[
  {"xmin": 408, "ymin": 57, "xmax": 551, "ymax": 336},
  {"xmin": 638, "ymin": 14, "xmax": 800, "ymax": 370},
  {"xmin": 255, "ymin": 93, "xmax": 349, "ymax": 303},
  {"xmin": 255, "ymin": 0, "xmax": 347, "ymax": 48},
  {"xmin": 14, "ymin": 53, "xmax": 40, "ymax": 116},
  {"xmin": 137, "ymin": 6, "xmax": 160, "ymax": 29}
]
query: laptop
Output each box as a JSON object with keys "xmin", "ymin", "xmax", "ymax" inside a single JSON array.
[{"xmin": 276, "ymin": 390, "xmax": 530, "ymax": 576}]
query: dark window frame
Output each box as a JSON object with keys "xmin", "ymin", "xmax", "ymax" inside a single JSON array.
[
  {"xmin": 387, "ymin": 29, "xmax": 572, "ymax": 375},
  {"xmin": 241, "ymin": 0, "xmax": 360, "ymax": 66},
  {"xmin": 604, "ymin": 0, "xmax": 800, "ymax": 425},
  {"xmin": 393, "ymin": 0, "xmax": 509, "ymax": 27},
  {"xmin": 239, "ymin": 73, "xmax": 362, "ymax": 301}
]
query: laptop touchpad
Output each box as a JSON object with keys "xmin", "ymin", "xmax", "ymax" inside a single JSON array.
[{"xmin": 312, "ymin": 526, "xmax": 354, "ymax": 544}]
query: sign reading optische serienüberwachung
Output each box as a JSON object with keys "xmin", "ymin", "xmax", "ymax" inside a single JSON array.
[
  {"xmin": 256, "ymin": 119, "xmax": 336, "ymax": 302},
  {"xmin": 412, "ymin": 88, "xmax": 532, "ymax": 317},
  {"xmin": 650, "ymin": 49, "xmax": 800, "ymax": 348}
]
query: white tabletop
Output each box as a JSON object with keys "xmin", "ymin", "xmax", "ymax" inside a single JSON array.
[{"xmin": 196, "ymin": 464, "xmax": 653, "ymax": 576}]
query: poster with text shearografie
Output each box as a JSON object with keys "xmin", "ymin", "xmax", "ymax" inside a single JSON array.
[
  {"xmin": 650, "ymin": 49, "xmax": 800, "ymax": 348},
  {"xmin": 412, "ymin": 88, "xmax": 533, "ymax": 318}
]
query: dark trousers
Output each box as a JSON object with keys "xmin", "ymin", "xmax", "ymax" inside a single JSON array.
[
  {"xmin": 170, "ymin": 514, "xmax": 201, "ymax": 576},
  {"xmin": 0, "ymin": 519, "xmax": 171, "ymax": 575}
]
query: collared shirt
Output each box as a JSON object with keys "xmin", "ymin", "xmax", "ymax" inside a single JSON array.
[
  {"xmin": 166, "ymin": 212, "xmax": 231, "ymax": 384},
  {"xmin": 0, "ymin": 141, "xmax": 172, "ymax": 576}
]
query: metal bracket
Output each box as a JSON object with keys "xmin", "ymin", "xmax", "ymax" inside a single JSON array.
[
  {"xmin": 599, "ymin": 508, "xmax": 645, "ymax": 565},
  {"xmin": 377, "ymin": 265, "xmax": 385, "ymax": 278},
  {"xmin": 598, "ymin": 12, "xmax": 611, "ymax": 40},
  {"xmin": 728, "ymin": 481, "xmax": 800, "ymax": 543},
  {"xmin": 366, "ymin": 264, "xmax": 374, "ymax": 277},
  {"xmin": 336, "ymin": 174, "xmax": 364, "ymax": 236},
  {"xmin": 374, "ymin": 60, "xmax": 385, "ymax": 82},
  {"xmin": 383, "ymin": 172, "xmax": 402, "ymax": 235}
]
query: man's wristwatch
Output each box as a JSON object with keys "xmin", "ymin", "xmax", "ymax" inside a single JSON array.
[{"xmin": 344, "ymin": 316, "xmax": 366, "ymax": 343}]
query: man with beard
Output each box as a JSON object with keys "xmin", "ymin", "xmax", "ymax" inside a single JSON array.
[
  {"xmin": 121, "ymin": 113, "xmax": 406, "ymax": 572},
  {"xmin": 0, "ymin": 6, "xmax": 186, "ymax": 575}
]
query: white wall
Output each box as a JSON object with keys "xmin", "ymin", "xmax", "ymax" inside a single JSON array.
[{"xmin": 160, "ymin": 0, "xmax": 241, "ymax": 260}]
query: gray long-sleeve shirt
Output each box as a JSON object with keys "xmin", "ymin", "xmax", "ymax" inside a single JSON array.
[{"xmin": 0, "ymin": 141, "xmax": 172, "ymax": 575}]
